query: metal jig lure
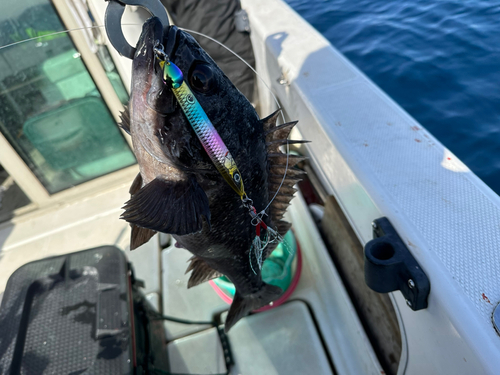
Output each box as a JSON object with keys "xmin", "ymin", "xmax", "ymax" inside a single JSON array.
[
  {"xmin": 154, "ymin": 46, "xmax": 282, "ymax": 270},
  {"xmin": 155, "ymin": 49, "xmax": 246, "ymax": 199}
]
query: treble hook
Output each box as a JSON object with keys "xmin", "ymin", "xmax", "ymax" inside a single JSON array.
[{"xmin": 104, "ymin": 0, "xmax": 170, "ymax": 59}]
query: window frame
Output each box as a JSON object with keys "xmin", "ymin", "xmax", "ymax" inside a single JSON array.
[{"xmin": 0, "ymin": 0, "xmax": 136, "ymax": 221}]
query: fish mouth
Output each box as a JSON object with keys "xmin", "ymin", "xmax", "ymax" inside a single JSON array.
[
  {"xmin": 133, "ymin": 17, "xmax": 165, "ymax": 81},
  {"xmin": 133, "ymin": 17, "xmax": 180, "ymax": 115},
  {"xmin": 133, "ymin": 17, "xmax": 181, "ymax": 80}
]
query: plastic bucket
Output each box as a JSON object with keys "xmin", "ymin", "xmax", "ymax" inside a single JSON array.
[{"xmin": 209, "ymin": 230, "xmax": 303, "ymax": 311}]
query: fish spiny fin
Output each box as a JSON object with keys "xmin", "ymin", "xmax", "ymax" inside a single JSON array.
[
  {"xmin": 265, "ymin": 121, "xmax": 298, "ymax": 141},
  {"xmin": 265, "ymin": 119, "xmax": 306, "ymax": 153},
  {"xmin": 128, "ymin": 173, "xmax": 157, "ymax": 250},
  {"xmin": 269, "ymin": 166, "xmax": 305, "ymax": 178},
  {"xmin": 130, "ymin": 225, "xmax": 157, "ymax": 250},
  {"xmin": 269, "ymin": 173, "xmax": 304, "ymax": 185},
  {"xmin": 272, "ymin": 194, "xmax": 294, "ymax": 204},
  {"xmin": 260, "ymin": 109, "xmax": 281, "ymax": 132},
  {"xmin": 267, "ymin": 153, "xmax": 307, "ymax": 165},
  {"xmin": 185, "ymin": 257, "xmax": 223, "ymax": 288},
  {"xmin": 269, "ymin": 201, "xmax": 290, "ymax": 212},
  {"xmin": 224, "ymin": 284, "xmax": 283, "ymax": 333},
  {"xmin": 265, "ymin": 118, "xmax": 308, "ymax": 238},
  {"xmin": 119, "ymin": 105, "xmax": 131, "ymax": 134},
  {"xmin": 266, "ymin": 139, "xmax": 310, "ymax": 153},
  {"xmin": 269, "ymin": 183, "xmax": 297, "ymax": 196},
  {"xmin": 268, "ymin": 178, "xmax": 299, "ymax": 232},
  {"xmin": 277, "ymin": 220, "xmax": 292, "ymax": 236},
  {"xmin": 121, "ymin": 176, "xmax": 211, "ymax": 235}
]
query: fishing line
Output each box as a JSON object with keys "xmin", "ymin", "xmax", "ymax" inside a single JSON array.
[
  {"xmin": 0, "ymin": 22, "xmax": 294, "ymax": 223},
  {"xmin": 0, "ymin": 23, "xmax": 152, "ymax": 51},
  {"xmin": 0, "ymin": 25, "xmax": 106, "ymax": 51},
  {"xmin": 179, "ymin": 29, "xmax": 284, "ymax": 121}
]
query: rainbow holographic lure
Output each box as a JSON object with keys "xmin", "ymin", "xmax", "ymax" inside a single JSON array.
[
  {"xmin": 156, "ymin": 54, "xmax": 246, "ymax": 199},
  {"xmin": 154, "ymin": 46, "xmax": 282, "ymax": 265}
]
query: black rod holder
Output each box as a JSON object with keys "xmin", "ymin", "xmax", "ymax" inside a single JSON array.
[{"xmin": 364, "ymin": 217, "xmax": 430, "ymax": 311}]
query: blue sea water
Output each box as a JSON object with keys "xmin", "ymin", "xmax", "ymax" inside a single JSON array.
[{"xmin": 285, "ymin": 0, "xmax": 500, "ymax": 195}]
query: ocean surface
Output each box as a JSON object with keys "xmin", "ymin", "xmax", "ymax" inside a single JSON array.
[{"xmin": 285, "ymin": 0, "xmax": 500, "ymax": 195}]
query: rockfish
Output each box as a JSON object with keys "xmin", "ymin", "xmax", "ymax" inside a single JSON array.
[{"xmin": 120, "ymin": 17, "xmax": 305, "ymax": 332}]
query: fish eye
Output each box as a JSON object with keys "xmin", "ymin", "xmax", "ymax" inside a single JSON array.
[{"xmin": 189, "ymin": 63, "xmax": 216, "ymax": 93}]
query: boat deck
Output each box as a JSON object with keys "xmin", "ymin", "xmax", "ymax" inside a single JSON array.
[{"xmin": 0, "ymin": 173, "xmax": 382, "ymax": 374}]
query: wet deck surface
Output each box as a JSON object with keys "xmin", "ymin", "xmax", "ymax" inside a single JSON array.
[{"xmin": 0, "ymin": 175, "xmax": 375, "ymax": 374}]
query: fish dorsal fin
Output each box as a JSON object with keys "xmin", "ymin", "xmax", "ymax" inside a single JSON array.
[
  {"xmin": 267, "ymin": 153, "xmax": 307, "ymax": 165},
  {"xmin": 119, "ymin": 105, "xmax": 131, "ymax": 134},
  {"xmin": 130, "ymin": 225, "xmax": 156, "ymax": 250},
  {"xmin": 269, "ymin": 173, "xmax": 303, "ymax": 184},
  {"xmin": 261, "ymin": 111, "xmax": 307, "ymax": 239},
  {"xmin": 269, "ymin": 166, "xmax": 305, "ymax": 179},
  {"xmin": 185, "ymin": 256, "xmax": 223, "ymax": 288},
  {"xmin": 266, "ymin": 139, "xmax": 310, "ymax": 154},
  {"xmin": 264, "ymin": 121, "xmax": 297, "ymax": 139},
  {"xmin": 260, "ymin": 109, "xmax": 281, "ymax": 132}
]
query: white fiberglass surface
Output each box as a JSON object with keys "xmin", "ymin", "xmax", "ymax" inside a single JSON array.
[
  {"xmin": 161, "ymin": 191, "xmax": 383, "ymax": 375},
  {"xmin": 242, "ymin": 0, "xmax": 500, "ymax": 373}
]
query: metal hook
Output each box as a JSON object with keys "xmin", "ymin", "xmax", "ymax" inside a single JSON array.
[{"xmin": 104, "ymin": 0, "xmax": 170, "ymax": 59}]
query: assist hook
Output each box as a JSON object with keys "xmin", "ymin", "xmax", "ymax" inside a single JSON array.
[{"xmin": 104, "ymin": 0, "xmax": 170, "ymax": 59}]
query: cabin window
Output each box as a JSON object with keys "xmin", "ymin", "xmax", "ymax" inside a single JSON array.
[{"xmin": 0, "ymin": 0, "xmax": 135, "ymax": 195}]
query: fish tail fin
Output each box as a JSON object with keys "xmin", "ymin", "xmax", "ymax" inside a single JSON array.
[{"xmin": 224, "ymin": 283, "xmax": 282, "ymax": 333}]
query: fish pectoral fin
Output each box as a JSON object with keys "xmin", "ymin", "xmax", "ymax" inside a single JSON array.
[
  {"xmin": 130, "ymin": 224, "xmax": 157, "ymax": 250},
  {"xmin": 224, "ymin": 284, "xmax": 283, "ymax": 333},
  {"xmin": 129, "ymin": 173, "xmax": 143, "ymax": 195},
  {"xmin": 127, "ymin": 174, "xmax": 157, "ymax": 250},
  {"xmin": 185, "ymin": 256, "xmax": 223, "ymax": 288},
  {"xmin": 121, "ymin": 176, "xmax": 211, "ymax": 235}
]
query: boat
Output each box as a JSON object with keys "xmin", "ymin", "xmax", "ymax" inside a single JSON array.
[{"xmin": 0, "ymin": 0, "xmax": 499, "ymax": 373}]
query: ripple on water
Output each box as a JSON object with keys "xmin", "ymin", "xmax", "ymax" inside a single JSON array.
[{"xmin": 286, "ymin": 0, "xmax": 500, "ymax": 195}]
